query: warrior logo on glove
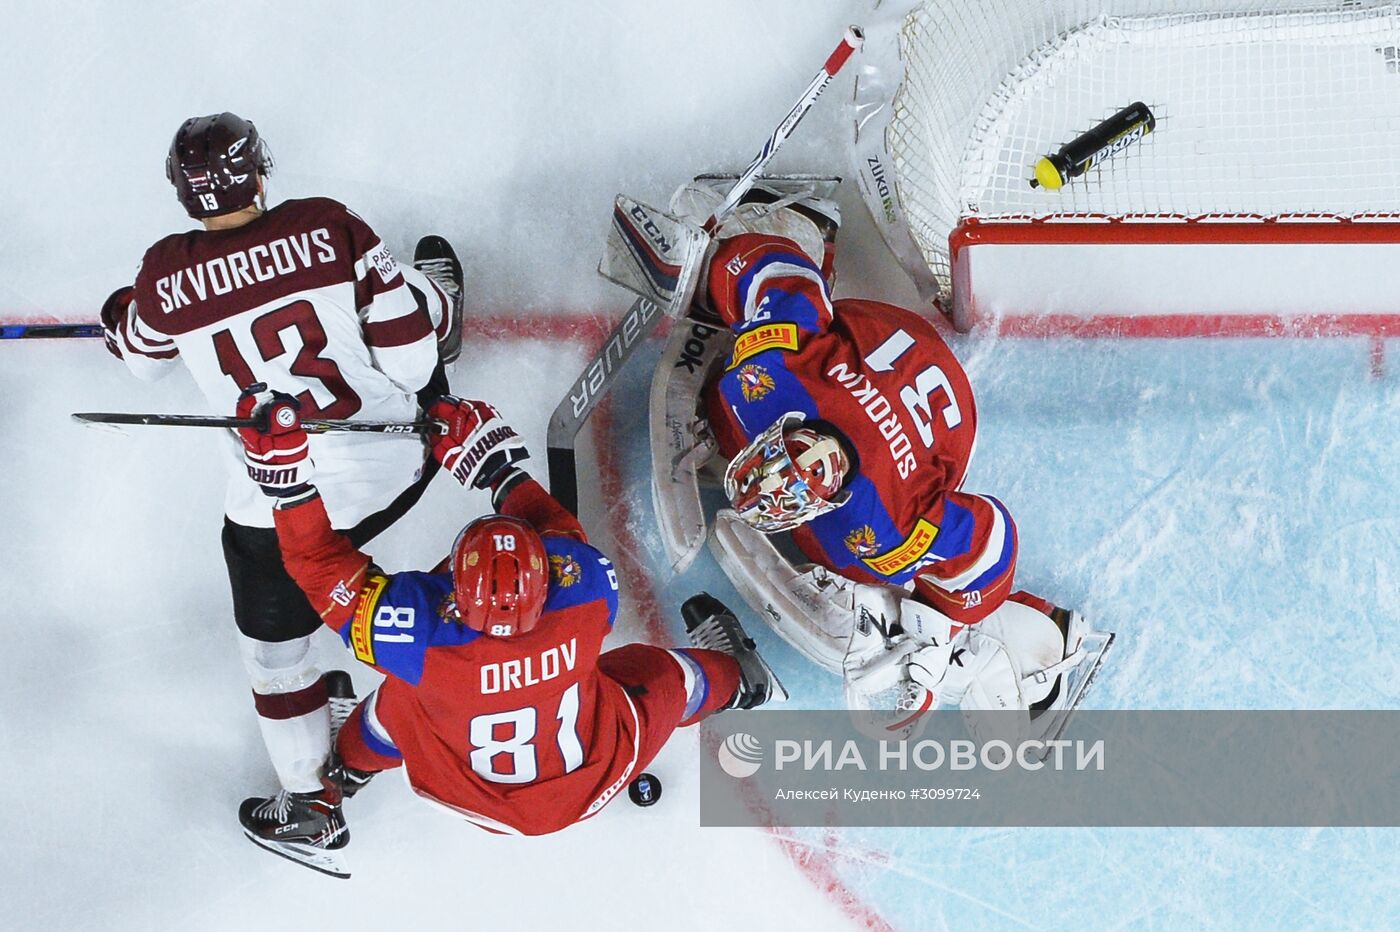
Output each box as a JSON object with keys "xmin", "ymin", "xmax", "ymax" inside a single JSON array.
[
  {"xmin": 428, "ymin": 396, "xmax": 530, "ymax": 491},
  {"xmin": 236, "ymin": 383, "xmax": 314, "ymax": 498}
]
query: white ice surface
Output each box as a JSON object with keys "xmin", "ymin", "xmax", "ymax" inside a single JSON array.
[{"xmin": 3, "ymin": 1, "xmax": 1399, "ymax": 930}]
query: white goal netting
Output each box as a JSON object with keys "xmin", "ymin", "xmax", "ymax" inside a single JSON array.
[{"xmin": 852, "ymin": 0, "xmax": 1400, "ymax": 306}]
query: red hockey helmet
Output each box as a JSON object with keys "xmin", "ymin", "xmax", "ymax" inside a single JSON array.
[
  {"xmin": 166, "ymin": 112, "xmax": 273, "ymax": 219},
  {"xmin": 723, "ymin": 412, "xmax": 851, "ymax": 533},
  {"xmin": 450, "ymin": 515, "xmax": 549, "ymax": 637}
]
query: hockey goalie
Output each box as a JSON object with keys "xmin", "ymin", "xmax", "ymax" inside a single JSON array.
[{"xmin": 644, "ymin": 178, "xmax": 1113, "ymax": 743}]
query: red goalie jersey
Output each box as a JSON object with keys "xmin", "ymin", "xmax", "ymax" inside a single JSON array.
[{"xmin": 702, "ymin": 233, "xmax": 1018, "ymax": 625}]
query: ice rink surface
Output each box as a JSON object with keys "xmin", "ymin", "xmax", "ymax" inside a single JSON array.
[{"xmin": 3, "ymin": 1, "xmax": 1399, "ymax": 929}]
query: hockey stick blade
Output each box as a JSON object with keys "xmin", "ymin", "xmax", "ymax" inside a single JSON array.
[
  {"xmin": 72, "ymin": 412, "xmax": 441, "ymax": 435},
  {"xmin": 1, "ymin": 323, "xmax": 105, "ymax": 340},
  {"xmin": 546, "ymin": 25, "xmax": 864, "ymax": 514},
  {"xmin": 546, "ymin": 297, "xmax": 662, "ymax": 514}
]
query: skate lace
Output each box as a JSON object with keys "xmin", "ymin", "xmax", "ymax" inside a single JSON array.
[
  {"xmin": 253, "ymin": 790, "xmax": 295, "ymax": 822},
  {"xmin": 415, "ymin": 258, "xmax": 460, "ymax": 297},
  {"xmin": 328, "ymin": 696, "xmax": 356, "ymax": 744},
  {"xmin": 690, "ymin": 615, "xmax": 741, "ymax": 654}
]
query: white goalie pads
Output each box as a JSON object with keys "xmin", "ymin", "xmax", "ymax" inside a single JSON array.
[
  {"xmin": 709, "ymin": 509, "xmax": 856, "ymax": 673},
  {"xmin": 647, "ymin": 174, "xmax": 841, "ymax": 574},
  {"xmin": 599, "ymin": 195, "xmax": 709, "ymax": 318},
  {"xmin": 649, "ymin": 320, "xmax": 732, "ymax": 574}
]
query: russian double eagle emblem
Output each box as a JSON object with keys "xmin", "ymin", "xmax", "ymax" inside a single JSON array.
[
  {"xmin": 737, "ymin": 364, "xmax": 776, "ymax": 402},
  {"xmin": 550, "ymin": 554, "xmax": 582, "ymax": 588},
  {"xmin": 844, "ymin": 525, "xmax": 880, "ymax": 557}
]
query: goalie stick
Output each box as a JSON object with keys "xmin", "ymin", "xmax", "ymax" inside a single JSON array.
[
  {"xmin": 545, "ymin": 25, "xmax": 865, "ymax": 514},
  {"xmin": 72, "ymin": 411, "xmax": 441, "ymax": 435}
]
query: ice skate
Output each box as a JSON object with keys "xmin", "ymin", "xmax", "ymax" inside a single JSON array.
[
  {"xmin": 238, "ymin": 779, "xmax": 349, "ymax": 879},
  {"xmin": 414, "ymin": 234, "xmax": 464, "ymax": 364},
  {"xmin": 681, "ymin": 592, "xmax": 788, "ymax": 709}
]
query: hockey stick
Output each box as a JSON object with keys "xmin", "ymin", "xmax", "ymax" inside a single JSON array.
[
  {"xmin": 545, "ymin": 25, "xmax": 865, "ymax": 514},
  {"xmin": 1, "ymin": 323, "xmax": 104, "ymax": 339},
  {"xmin": 72, "ymin": 412, "xmax": 441, "ymax": 435}
]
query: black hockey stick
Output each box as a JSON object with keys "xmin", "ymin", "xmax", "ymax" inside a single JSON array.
[
  {"xmin": 72, "ymin": 412, "xmax": 441, "ymax": 435},
  {"xmin": 2, "ymin": 323, "xmax": 104, "ymax": 340},
  {"xmin": 544, "ymin": 25, "xmax": 864, "ymax": 514}
]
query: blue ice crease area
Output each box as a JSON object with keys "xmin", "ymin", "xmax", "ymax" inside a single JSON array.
[{"xmin": 614, "ymin": 333, "xmax": 1400, "ymax": 931}]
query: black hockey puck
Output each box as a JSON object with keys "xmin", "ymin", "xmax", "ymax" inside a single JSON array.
[{"xmin": 627, "ymin": 772, "xmax": 662, "ymax": 807}]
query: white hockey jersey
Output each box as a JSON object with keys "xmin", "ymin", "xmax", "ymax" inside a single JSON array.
[{"xmin": 110, "ymin": 197, "xmax": 442, "ymax": 528}]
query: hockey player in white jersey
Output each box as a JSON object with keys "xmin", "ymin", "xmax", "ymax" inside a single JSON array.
[{"xmin": 100, "ymin": 112, "xmax": 465, "ymax": 814}]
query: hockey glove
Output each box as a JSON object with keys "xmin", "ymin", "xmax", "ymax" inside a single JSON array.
[
  {"xmin": 99, "ymin": 285, "xmax": 135, "ymax": 360},
  {"xmin": 428, "ymin": 396, "xmax": 529, "ymax": 490},
  {"xmin": 236, "ymin": 383, "xmax": 315, "ymax": 498}
]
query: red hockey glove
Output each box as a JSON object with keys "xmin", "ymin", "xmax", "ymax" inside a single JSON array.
[
  {"xmin": 236, "ymin": 383, "xmax": 315, "ymax": 497},
  {"xmin": 428, "ymin": 395, "xmax": 529, "ymax": 490},
  {"xmin": 99, "ymin": 286, "xmax": 134, "ymax": 360}
]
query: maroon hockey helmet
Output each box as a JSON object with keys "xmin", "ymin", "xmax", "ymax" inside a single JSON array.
[{"xmin": 165, "ymin": 112, "xmax": 273, "ymax": 219}]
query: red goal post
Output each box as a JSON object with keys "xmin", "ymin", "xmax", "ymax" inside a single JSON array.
[{"xmin": 850, "ymin": 0, "xmax": 1400, "ymax": 349}]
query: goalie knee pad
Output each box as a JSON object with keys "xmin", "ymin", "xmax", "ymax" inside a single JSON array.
[{"xmin": 976, "ymin": 600, "xmax": 1069, "ymax": 707}]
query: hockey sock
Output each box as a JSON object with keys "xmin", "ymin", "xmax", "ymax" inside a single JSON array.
[
  {"xmin": 240, "ymin": 635, "xmax": 330, "ymax": 793},
  {"xmin": 669, "ymin": 648, "xmax": 741, "ymax": 726},
  {"xmin": 336, "ymin": 694, "xmax": 402, "ymax": 773}
]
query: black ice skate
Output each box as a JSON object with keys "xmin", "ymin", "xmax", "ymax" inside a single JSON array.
[
  {"xmin": 238, "ymin": 779, "xmax": 349, "ymax": 879},
  {"xmin": 324, "ymin": 669, "xmax": 356, "ymax": 743},
  {"xmin": 323, "ymin": 670, "xmax": 375, "ymax": 800},
  {"xmin": 681, "ymin": 592, "xmax": 788, "ymax": 710},
  {"xmin": 413, "ymin": 234, "xmax": 465, "ymax": 364}
]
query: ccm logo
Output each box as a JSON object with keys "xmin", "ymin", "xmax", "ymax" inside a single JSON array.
[{"xmin": 629, "ymin": 204, "xmax": 674, "ymax": 254}]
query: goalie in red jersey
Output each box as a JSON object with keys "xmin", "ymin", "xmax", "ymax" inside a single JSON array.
[
  {"xmin": 233, "ymin": 386, "xmax": 784, "ymax": 877},
  {"xmin": 648, "ymin": 178, "xmax": 1112, "ymax": 744}
]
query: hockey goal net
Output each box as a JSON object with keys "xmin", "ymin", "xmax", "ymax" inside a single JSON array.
[{"xmin": 851, "ymin": 0, "xmax": 1400, "ymax": 340}]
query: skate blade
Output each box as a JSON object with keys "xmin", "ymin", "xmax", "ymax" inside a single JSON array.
[
  {"xmin": 243, "ymin": 829, "xmax": 351, "ymax": 880},
  {"xmin": 1030, "ymin": 631, "xmax": 1115, "ymax": 751}
]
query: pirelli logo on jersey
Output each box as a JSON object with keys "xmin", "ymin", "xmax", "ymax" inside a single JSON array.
[
  {"xmin": 728, "ymin": 323, "xmax": 799, "ymax": 369},
  {"xmin": 349, "ymin": 575, "xmax": 390, "ymax": 665},
  {"xmin": 862, "ymin": 519, "xmax": 939, "ymax": 577}
]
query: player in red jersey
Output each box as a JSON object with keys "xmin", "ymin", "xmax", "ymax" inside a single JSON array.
[
  {"xmin": 101, "ymin": 113, "xmax": 466, "ymax": 810},
  {"xmin": 661, "ymin": 180, "xmax": 1111, "ymax": 737},
  {"xmin": 232, "ymin": 389, "xmax": 784, "ymax": 876}
]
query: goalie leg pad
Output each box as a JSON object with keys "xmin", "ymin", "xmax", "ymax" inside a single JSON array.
[
  {"xmin": 709, "ymin": 510, "xmax": 853, "ymax": 673},
  {"xmin": 975, "ymin": 599, "xmax": 1067, "ymax": 707}
]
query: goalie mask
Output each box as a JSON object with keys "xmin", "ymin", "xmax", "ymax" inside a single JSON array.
[
  {"xmin": 723, "ymin": 412, "xmax": 851, "ymax": 533},
  {"xmin": 450, "ymin": 515, "xmax": 549, "ymax": 637}
]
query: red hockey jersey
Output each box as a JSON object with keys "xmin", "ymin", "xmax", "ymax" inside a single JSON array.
[
  {"xmin": 702, "ymin": 233, "xmax": 1017, "ymax": 624},
  {"xmin": 274, "ymin": 476, "xmax": 642, "ymax": 835}
]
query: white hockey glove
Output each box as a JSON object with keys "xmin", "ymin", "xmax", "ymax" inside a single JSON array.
[{"xmin": 428, "ymin": 396, "xmax": 529, "ymax": 490}]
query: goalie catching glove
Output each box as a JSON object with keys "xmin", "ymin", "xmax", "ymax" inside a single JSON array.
[
  {"xmin": 428, "ymin": 396, "xmax": 529, "ymax": 490},
  {"xmin": 236, "ymin": 383, "xmax": 314, "ymax": 498}
]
